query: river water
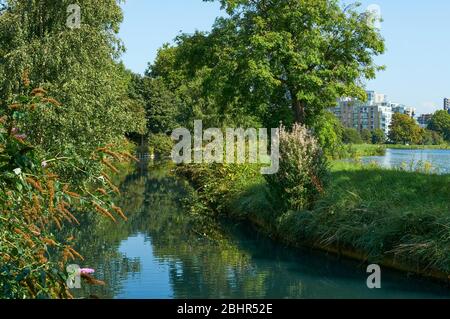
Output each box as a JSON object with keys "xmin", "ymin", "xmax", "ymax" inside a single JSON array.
[
  {"xmin": 361, "ymin": 148, "xmax": 450, "ymax": 174},
  {"xmin": 71, "ymin": 164, "xmax": 450, "ymax": 299}
]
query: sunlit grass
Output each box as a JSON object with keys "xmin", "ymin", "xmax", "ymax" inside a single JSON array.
[{"xmin": 182, "ymin": 161, "xmax": 450, "ymax": 277}]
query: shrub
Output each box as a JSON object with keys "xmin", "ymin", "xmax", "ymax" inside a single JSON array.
[
  {"xmin": 421, "ymin": 129, "xmax": 444, "ymax": 145},
  {"xmin": 0, "ymin": 89, "xmax": 132, "ymax": 298},
  {"xmin": 148, "ymin": 133, "xmax": 174, "ymax": 158},
  {"xmin": 342, "ymin": 128, "xmax": 363, "ymax": 144},
  {"xmin": 371, "ymin": 129, "xmax": 386, "ymax": 144},
  {"xmin": 311, "ymin": 111, "xmax": 344, "ymax": 159},
  {"xmin": 264, "ymin": 124, "xmax": 328, "ymax": 211},
  {"xmin": 360, "ymin": 129, "xmax": 372, "ymax": 143}
]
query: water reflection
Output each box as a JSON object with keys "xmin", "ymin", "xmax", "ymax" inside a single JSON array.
[
  {"xmin": 70, "ymin": 164, "xmax": 450, "ymax": 299},
  {"xmin": 362, "ymin": 149, "xmax": 450, "ymax": 174}
]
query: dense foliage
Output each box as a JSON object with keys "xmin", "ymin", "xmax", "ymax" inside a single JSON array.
[
  {"xmin": 148, "ymin": 0, "xmax": 384, "ymax": 136},
  {"xmin": 428, "ymin": 110, "xmax": 450, "ymax": 142},
  {"xmin": 342, "ymin": 128, "xmax": 364, "ymax": 144},
  {"xmin": 389, "ymin": 113, "xmax": 423, "ymax": 145},
  {"xmin": 0, "ymin": 0, "xmax": 145, "ymax": 182},
  {"xmin": 0, "ymin": 0, "xmax": 146, "ymax": 298},
  {"xmin": 265, "ymin": 124, "xmax": 328, "ymax": 211},
  {"xmin": 0, "ymin": 90, "xmax": 133, "ymax": 298}
]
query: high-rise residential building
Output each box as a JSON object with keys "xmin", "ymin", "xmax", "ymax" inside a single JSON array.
[
  {"xmin": 330, "ymin": 91, "xmax": 416, "ymax": 136},
  {"xmin": 445, "ymin": 98, "xmax": 450, "ymax": 113},
  {"xmin": 366, "ymin": 91, "xmax": 387, "ymax": 105},
  {"xmin": 330, "ymin": 92, "xmax": 393, "ymax": 136},
  {"xmin": 391, "ymin": 104, "xmax": 416, "ymax": 118},
  {"xmin": 417, "ymin": 114, "xmax": 433, "ymax": 128}
]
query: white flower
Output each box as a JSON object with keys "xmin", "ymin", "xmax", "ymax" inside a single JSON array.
[{"xmin": 13, "ymin": 168, "xmax": 22, "ymax": 175}]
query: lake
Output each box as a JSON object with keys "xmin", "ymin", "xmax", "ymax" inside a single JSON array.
[
  {"xmin": 71, "ymin": 164, "xmax": 450, "ymax": 299},
  {"xmin": 361, "ymin": 148, "xmax": 450, "ymax": 174}
]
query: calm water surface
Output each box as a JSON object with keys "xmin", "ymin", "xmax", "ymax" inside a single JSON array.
[
  {"xmin": 362, "ymin": 149, "xmax": 450, "ymax": 173},
  {"xmin": 71, "ymin": 164, "xmax": 450, "ymax": 299}
]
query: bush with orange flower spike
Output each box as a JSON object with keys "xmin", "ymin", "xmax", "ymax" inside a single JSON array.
[{"xmin": 0, "ymin": 89, "xmax": 131, "ymax": 299}]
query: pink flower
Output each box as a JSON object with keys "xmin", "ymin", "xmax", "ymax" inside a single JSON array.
[
  {"xmin": 14, "ymin": 134, "xmax": 27, "ymax": 141},
  {"xmin": 79, "ymin": 268, "xmax": 95, "ymax": 275}
]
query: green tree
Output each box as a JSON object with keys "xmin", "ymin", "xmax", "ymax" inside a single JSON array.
[
  {"xmin": 0, "ymin": 0, "xmax": 146, "ymax": 297},
  {"xmin": 0, "ymin": 0, "xmax": 146, "ymax": 180},
  {"xmin": 149, "ymin": 34, "xmax": 266, "ymax": 129},
  {"xmin": 360, "ymin": 129, "xmax": 372, "ymax": 143},
  {"xmin": 153, "ymin": 0, "xmax": 384, "ymax": 130},
  {"xmin": 428, "ymin": 110, "xmax": 450, "ymax": 141},
  {"xmin": 388, "ymin": 113, "xmax": 423, "ymax": 145},
  {"xmin": 421, "ymin": 129, "xmax": 444, "ymax": 145},
  {"xmin": 141, "ymin": 77, "xmax": 180, "ymax": 135},
  {"xmin": 371, "ymin": 128, "xmax": 385, "ymax": 144},
  {"xmin": 203, "ymin": 0, "xmax": 385, "ymax": 125},
  {"xmin": 311, "ymin": 111, "xmax": 344, "ymax": 156},
  {"xmin": 342, "ymin": 128, "xmax": 363, "ymax": 144}
]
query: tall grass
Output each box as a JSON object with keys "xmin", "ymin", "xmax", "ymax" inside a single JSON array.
[
  {"xmin": 180, "ymin": 162, "xmax": 450, "ymax": 278},
  {"xmin": 387, "ymin": 144, "xmax": 450, "ymax": 150},
  {"xmin": 334, "ymin": 144, "xmax": 386, "ymax": 160}
]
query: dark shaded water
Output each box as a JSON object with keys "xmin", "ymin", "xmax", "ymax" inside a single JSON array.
[{"xmin": 71, "ymin": 164, "xmax": 450, "ymax": 299}]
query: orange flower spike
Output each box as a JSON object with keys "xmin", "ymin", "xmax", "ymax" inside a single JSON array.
[
  {"xmin": 31, "ymin": 88, "xmax": 47, "ymax": 97},
  {"xmin": 101, "ymin": 158, "xmax": 119, "ymax": 174},
  {"xmin": 112, "ymin": 204, "xmax": 128, "ymax": 221}
]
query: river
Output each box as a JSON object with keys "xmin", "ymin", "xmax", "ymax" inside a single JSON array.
[
  {"xmin": 361, "ymin": 148, "xmax": 450, "ymax": 174},
  {"xmin": 70, "ymin": 163, "xmax": 450, "ymax": 299}
]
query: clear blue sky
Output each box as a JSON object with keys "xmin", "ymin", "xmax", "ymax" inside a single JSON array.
[{"xmin": 119, "ymin": 0, "xmax": 450, "ymax": 115}]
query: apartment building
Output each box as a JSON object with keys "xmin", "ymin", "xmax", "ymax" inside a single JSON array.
[
  {"xmin": 417, "ymin": 113, "xmax": 433, "ymax": 128},
  {"xmin": 331, "ymin": 91, "xmax": 394, "ymax": 136},
  {"xmin": 444, "ymin": 98, "xmax": 450, "ymax": 114}
]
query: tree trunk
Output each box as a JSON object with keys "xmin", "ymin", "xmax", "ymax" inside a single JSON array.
[{"xmin": 293, "ymin": 98, "xmax": 306, "ymax": 124}]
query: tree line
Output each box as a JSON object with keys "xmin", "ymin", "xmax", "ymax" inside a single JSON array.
[
  {"xmin": 338, "ymin": 110, "xmax": 449, "ymax": 146},
  {"xmin": 132, "ymin": 0, "xmax": 384, "ymax": 157}
]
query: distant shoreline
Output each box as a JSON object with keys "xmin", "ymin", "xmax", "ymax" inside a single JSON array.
[{"xmin": 385, "ymin": 144, "xmax": 450, "ymax": 150}]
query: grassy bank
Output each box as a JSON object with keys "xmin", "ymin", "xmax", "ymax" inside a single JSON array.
[
  {"xmin": 386, "ymin": 144, "xmax": 450, "ymax": 150},
  {"xmin": 179, "ymin": 163, "xmax": 450, "ymax": 282},
  {"xmin": 339, "ymin": 144, "xmax": 386, "ymax": 159},
  {"xmin": 338, "ymin": 143, "xmax": 450, "ymax": 160}
]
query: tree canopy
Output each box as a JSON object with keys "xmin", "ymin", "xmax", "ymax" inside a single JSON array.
[
  {"xmin": 150, "ymin": 0, "xmax": 385, "ymax": 131},
  {"xmin": 428, "ymin": 110, "xmax": 450, "ymax": 141},
  {"xmin": 0, "ymin": 0, "xmax": 145, "ymax": 181},
  {"xmin": 389, "ymin": 113, "xmax": 423, "ymax": 145}
]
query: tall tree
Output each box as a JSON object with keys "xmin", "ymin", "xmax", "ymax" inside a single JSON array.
[
  {"xmin": 0, "ymin": 0, "xmax": 145, "ymax": 180},
  {"xmin": 428, "ymin": 110, "xmax": 450, "ymax": 141},
  {"xmin": 203, "ymin": 0, "xmax": 385, "ymax": 125},
  {"xmin": 389, "ymin": 113, "xmax": 423, "ymax": 145},
  {"xmin": 141, "ymin": 77, "xmax": 180, "ymax": 135},
  {"xmin": 342, "ymin": 128, "xmax": 363, "ymax": 144},
  {"xmin": 371, "ymin": 128, "xmax": 385, "ymax": 144},
  {"xmin": 360, "ymin": 129, "xmax": 372, "ymax": 143}
]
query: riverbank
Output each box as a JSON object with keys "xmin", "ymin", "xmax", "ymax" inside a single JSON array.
[
  {"xmin": 337, "ymin": 144, "xmax": 386, "ymax": 159},
  {"xmin": 178, "ymin": 162, "xmax": 450, "ymax": 284},
  {"xmin": 387, "ymin": 144, "xmax": 450, "ymax": 150},
  {"xmin": 339, "ymin": 143, "xmax": 450, "ymax": 160}
]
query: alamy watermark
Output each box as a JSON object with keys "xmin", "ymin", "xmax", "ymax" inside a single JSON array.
[
  {"xmin": 66, "ymin": 264, "xmax": 97, "ymax": 289},
  {"xmin": 366, "ymin": 4, "xmax": 382, "ymax": 30},
  {"xmin": 66, "ymin": 4, "xmax": 81, "ymax": 29},
  {"xmin": 66, "ymin": 264, "xmax": 81, "ymax": 289},
  {"xmin": 171, "ymin": 120, "xmax": 280, "ymax": 175},
  {"xmin": 367, "ymin": 264, "xmax": 382, "ymax": 289}
]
